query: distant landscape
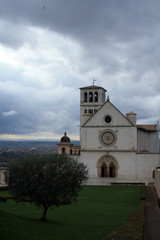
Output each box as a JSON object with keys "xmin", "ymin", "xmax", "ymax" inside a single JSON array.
[
  {"xmin": 0, "ymin": 140, "xmax": 80, "ymax": 151},
  {"xmin": 0, "ymin": 139, "xmax": 159, "ymax": 152},
  {"xmin": 0, "ymin": 139, "xmax": 159, "ymax": 165},
  {"xmin": 0, "ymin": 140, "xmax": 80, "ymax": 164}
]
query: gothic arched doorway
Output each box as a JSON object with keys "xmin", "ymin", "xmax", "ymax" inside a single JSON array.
[
  {"xmin": 97, "ymin": 154, "xmax": 118, "ymax": 178},
  {"xmin": 101, "ymin": 162, "xmax": 108, "ymax": 177},
  {"xmin": 109, "ymin": 162, "xmax": 116, "ymax": 178}
]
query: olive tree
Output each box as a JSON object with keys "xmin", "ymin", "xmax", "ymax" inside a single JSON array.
[{"xmin": 6, "ymin": 154, "xmax": 88, "ymax": 221}]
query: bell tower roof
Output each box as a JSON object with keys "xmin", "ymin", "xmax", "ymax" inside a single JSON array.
[
  {"xmin": 60, "ymin": 132, "xmax": 70, "ymax": 143},
  {"xmin": 80, "ymin": 85, "xmax": 107, "ymax": 92}
]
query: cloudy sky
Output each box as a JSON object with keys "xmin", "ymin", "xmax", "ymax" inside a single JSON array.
[{"xmin": 0, "ymin": 0, "xmax": 160, "ymax": 140}]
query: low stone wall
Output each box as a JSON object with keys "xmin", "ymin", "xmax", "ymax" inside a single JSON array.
[
  {"xmin": 87, "ymin": 176, "xmax": 153, "ymax": 186},
  {"xmin": 155, "ymin": 169, "xmax": 160, "ymax": 198}
]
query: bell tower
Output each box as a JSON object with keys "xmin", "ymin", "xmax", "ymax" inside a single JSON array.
[{"xmin": 79, "ymin": 84, "xmax": 107, "ymax": 126}]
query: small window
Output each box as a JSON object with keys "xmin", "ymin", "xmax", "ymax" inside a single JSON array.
[
  {"xmin": 88, "ymin": 109, "xmax": 93, "ymax": 114},
  {"xmin": 94, "ymin": 109, "xmax": 97, "ymax": 114},
  {"xmin": 84, "ymin": 109, "xmax": 87, "ymax": 114},
  {"xmin": 105, "ymin": 115, "xmax": 112, "ymax": 123},
  {"xmin": 62, "ymin": 148, "xmax": 66, "ymax": 154},
  {"xmin": 84, "ymin": 92, "xmax": 87, "ymax": 102}
]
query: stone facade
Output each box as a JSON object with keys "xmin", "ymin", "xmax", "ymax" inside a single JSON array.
[
  {"xmin": 78, "ymin": 84, "xmax": 160, "ymax": 185},
  {"xmin": 57, "ymin": 132, "xmax": 80, "ymax": 159}
]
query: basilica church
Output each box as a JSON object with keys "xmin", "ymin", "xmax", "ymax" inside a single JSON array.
[{"xmin": 57, "ymin": 84, "xmax": 160, "ymax": 185}]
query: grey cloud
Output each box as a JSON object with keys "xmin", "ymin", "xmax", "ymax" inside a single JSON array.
[
  {"xmin": 0, "ymin": 0, "xmax": 160, "ymax": 138},
  {"xmin": 2, "ymin": 110, "xmax": 17, "ymax": 117},
  {"xmin": 1, "ymin": 0, "xmax": 160, "ymax": 46},
  {"xmin": 0, "ymin": 77, "xmax": 79, "ymax": 135},
  {"xmin": 0, "ymin": 19, "xmax": 37, "ymax": 48}
]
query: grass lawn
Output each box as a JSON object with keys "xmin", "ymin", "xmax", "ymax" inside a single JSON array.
[{"xmin": 0, "ymin": 186, "xmax": 141, "ymax": 240}]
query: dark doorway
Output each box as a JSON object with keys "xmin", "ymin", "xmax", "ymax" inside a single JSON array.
[
  {"xmin": 62, "ymin": 148, "xmax": 66, "ymax": 154},
  {"xmin": 109, "ymin": 162, "xmax": 115, "ymax": 177},
  {"xmin": 101, "ymin": 163, "xmax": 108, "ymax": 177}
]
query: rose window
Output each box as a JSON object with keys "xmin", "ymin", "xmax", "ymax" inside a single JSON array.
[{"xmin": 99, "ymin": 130, "xmax": 116, "ymax": 146}]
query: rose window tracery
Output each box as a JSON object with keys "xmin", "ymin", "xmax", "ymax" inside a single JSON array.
[{"xmin": 99, "ymin": 130, "xmax": 117, "ymax": 147}]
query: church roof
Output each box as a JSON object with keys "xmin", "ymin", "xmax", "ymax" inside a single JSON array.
[
  {"xmin": 137, "ymin": 124, "xmax": 157, "ymax": 132},
  {"xmin": 82, "ymin": 98, "xmax": 135, "ymax": 127},
  {"xmin": 79, "ymin": 85, "xmax": 107, "ymax": 91}
]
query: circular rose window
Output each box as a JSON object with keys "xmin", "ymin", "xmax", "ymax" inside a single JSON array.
[{"xmin": 99, "ymin": 130, "xmax": 117, "ymax": 147}]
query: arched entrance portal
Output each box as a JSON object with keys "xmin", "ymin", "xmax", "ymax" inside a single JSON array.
[
  {"xmin": 101, "ymin": 162, "xmax": 108, "ymax": 177},
  {"xmin": 97, "ymin": 155, "xmax": 118, "ymax": 178},
  {"xmin": 109, "ymin": 162, "xmax": 116, "ymax": 178}
]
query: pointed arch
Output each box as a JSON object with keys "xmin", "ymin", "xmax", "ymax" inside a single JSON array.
[
  {"xmin": 97, "ymin": 154, "xmax": 118, "ymax": 178},
  {"xmin": 109, "ymin": 162, "xmax": 116, "ymax": 178},
  {"xmin": 101, "ymin": 162, "xmax": 108, "ymax": 177}
]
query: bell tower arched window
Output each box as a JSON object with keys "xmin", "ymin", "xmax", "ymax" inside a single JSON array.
[
  {"xmin": 84, "ymin": 92, "xmax": 87, "ymax": 102},
  {"xmin": 62, "ymin": 147, "xmax": 66, "ymax": 154},
  {"xmin": 89, "ymin": 92, "xmax": 93, "ymax": 102},
  {"xmin": 95, "ymin": 92, "xmax": 98, "ymax": 102}
]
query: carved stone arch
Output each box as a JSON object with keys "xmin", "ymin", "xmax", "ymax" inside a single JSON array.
[{"xmin": 97, "ymin": 154, "xmax": 118, "ymax": 178}]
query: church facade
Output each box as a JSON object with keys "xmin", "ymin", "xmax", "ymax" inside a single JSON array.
[{"xmin": 58, "ymin": 84, "xmax": 160, "ymax": 185}]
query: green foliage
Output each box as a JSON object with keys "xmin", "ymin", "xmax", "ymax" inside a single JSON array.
[{"xmin": 6, "ymin": 154, "xmax": 88, "ymax": 220}]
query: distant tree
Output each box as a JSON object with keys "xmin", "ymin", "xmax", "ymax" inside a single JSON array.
[{"xmin": 6, "ymin": 154, "xmax": 88, "ymax": 221}]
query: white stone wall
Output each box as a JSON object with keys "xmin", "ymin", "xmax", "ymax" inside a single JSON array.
[
  {"xmin": 155, "ymin": 169, "xmax": 160, "ymax": 198},
  {"xmin": 84, "ymin": 101, "xmax": 133, "ymax": 127},
  {"xmin": 80, "ymin": 151, "xmax": 160, "ymax": 185},
  {"xmin": 136, "ymin": 153, "xmax": 160, "ymax": 180},
  {"xmin": 80, "ymin": 151, "xmax": 137, "ymax": 179},
  {"xmin": 137, "ymin": 129, "xmax": 159, "ymax": 153},
  {"xmin": 148, "ymin": 131, "xmax": 159, "ymax": 152},
  {"xmin": 80, "ymin": 126, "xmax": 137, "ymax": 151}
]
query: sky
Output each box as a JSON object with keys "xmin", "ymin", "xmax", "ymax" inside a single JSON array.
[{"xmin": 0, "ymin": 0, "xmax": 160, "ymax": 140}]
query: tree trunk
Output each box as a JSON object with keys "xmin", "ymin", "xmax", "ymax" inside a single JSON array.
[{"xmin": 40, "ymin": 205, "xmax": 48, "ymax": 221}]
